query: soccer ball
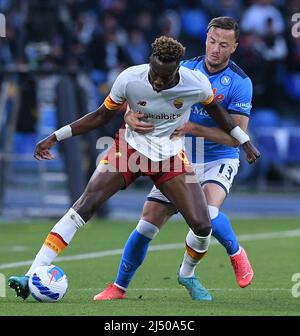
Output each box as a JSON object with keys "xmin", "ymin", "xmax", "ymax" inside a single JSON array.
[{"xmin": 28, "ymin": 265, "xmax": 68, "ymax": 302}]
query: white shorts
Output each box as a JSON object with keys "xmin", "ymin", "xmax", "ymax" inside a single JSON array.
[{"xmin": 147, "ymin": 158, "xmax": 240, "ymax": 204}]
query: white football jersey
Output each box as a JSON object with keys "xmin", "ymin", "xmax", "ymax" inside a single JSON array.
[{"xmin": 105, "ymin": 64, "xmax": 213, "ymax": 161}]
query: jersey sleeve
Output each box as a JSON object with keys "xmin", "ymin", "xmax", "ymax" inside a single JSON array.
[
  {"xmin": 197, "ymin": 72, "xmax": 214, "ymax": 105},
  {"xmin": 228, "ymin": 77, "xmax": 253, "ymax": 117},
  {"xmin": 104, "ymin": 68, "xmax": 128, "ymax": 110}
]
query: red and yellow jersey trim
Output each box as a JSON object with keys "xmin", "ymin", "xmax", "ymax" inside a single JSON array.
[
  {"xmin": 104, "ymin": 96, "xmax": 124, "ymax": 110},
  {"xmin": 177, "ymin": 150, "xmax": 190, "ymax": 166},
  {"xmin": 201, "ymin": 93, "xmax": 214, "ymax": 106}
]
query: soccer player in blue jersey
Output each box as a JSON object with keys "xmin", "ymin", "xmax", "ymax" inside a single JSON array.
[{"xmin": 96, "ymin": 17, "xmax": 255, "ymax": 301}]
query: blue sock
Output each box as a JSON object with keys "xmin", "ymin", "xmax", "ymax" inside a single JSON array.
[
  {"xmin": 211, "ymin": 212, "xmax": 239, "ymax": 255},
  {"xmin": 115, "ymin": 229, "xmax": 151, "ymax": 289}
]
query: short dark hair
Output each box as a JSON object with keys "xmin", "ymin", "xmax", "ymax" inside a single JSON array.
[
  {"xmin": 151, "ymin": 36, "xmax": 186, "ymax": 63},
  {"xmin": 207, "ymin": 17, "xmax": 240, "ymax": 41}
]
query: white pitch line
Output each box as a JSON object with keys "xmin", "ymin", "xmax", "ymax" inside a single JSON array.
[
  {"xmin": 0, "ymin": 245, "xmax": 28, "ymax": 252},
  {"xmin": 71, "ymin": 287, "xmax": 290, "ymax": 292},
  {"xmin": 1, "ymin": 229, "xmax": 300, "ymax": 270}
]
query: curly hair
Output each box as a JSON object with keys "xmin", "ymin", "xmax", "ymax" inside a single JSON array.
[{"xmin": 151, "ymin": 36, "xmax": 185, "ymax": 63}]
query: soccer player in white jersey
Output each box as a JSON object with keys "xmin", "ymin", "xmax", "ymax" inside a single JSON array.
[
  {"xmin": 8, "ymin": 36, "xmax": 259, "ymax": 301},
  {"xmin": 96, "ymin": 17, "xmax": 258, "ymax": 301}
]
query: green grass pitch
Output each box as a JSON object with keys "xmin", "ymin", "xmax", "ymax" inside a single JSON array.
[{"xmin": 0, "ymin": 217, "xmax": 299, "ymax": 316}]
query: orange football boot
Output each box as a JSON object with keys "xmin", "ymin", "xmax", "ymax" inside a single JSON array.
[
  {"xmin": 93, "ymin": 283, "xmax": 126, "ymax": 301},
  {"xmin": 230, "ymin": 247, "xmax": 254, "ymax": 288}
]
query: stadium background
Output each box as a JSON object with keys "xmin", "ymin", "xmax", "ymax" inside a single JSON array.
[
  {"xmin": 1, "ymin": 0, "xmax": 300, "ymax": 219},
  {"xmin": 0, "ymin": 0, "xmax": 300, "ymax": 317}
]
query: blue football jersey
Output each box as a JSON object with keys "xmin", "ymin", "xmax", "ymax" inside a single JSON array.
[{"xmin": 181, "ymin": 56, "xmax": 253, "ymax": 163}]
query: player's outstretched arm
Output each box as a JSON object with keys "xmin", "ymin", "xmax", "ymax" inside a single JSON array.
[
  {"xmin": 172, "ymin": 121, "xmax": 239, "ymax": 147},
  {"xmin": 205, "ymin": 100, "xmax": 260, "ymax": 164},
  {"xmin": 34, "ymin": 104, "xmax": 116, "ymax": 161},
  {"xmin": 205, "ymin": 99, "xmax": 239, "ymax": 133}
]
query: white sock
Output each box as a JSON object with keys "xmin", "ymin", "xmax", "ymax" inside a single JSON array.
[
  {"xmin": 136, "ymin": 219, "xmax": 159, "ymax": 239},
  {"xmin": 25, "ymin": 246, "xmax": 57, "ymax": 276},
  {"xmin": 26, "ymin": 208, "xmax": 85, "ymax": 276},
  {"xmin": 208, "ymin": 205, "xmax": 219, "ymax": 220},
  {"xmin": 179, "ymin": 229, "xmax": 211, "ymax": 278},
  {"xmin": 114, "ymin": 283, "xmax": 127, "ymax": 292},
  {"xmin": 179, "ymin": 252, "xmax": 199, "ymax": 277}
]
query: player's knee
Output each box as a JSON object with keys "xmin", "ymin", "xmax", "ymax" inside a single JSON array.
[
  {"xmin": 73, "ymin": 190, "xmax": 104, "ymax": 221},
  {"xmin": 141, "ymin": 207, "xmax": 158, "ymax": 224},
  {"xmin": 193, "ymin": 225, "xmax": 211, "ymax": 237},
  {"xmin": 142, "ymin": 201, "xmax": 173, "ymax": 228},
  {"xmin": 189, "ymin": 217, "xmax": 211, "ymax": 237}
]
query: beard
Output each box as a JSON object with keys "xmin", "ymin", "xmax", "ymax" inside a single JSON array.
[
  {"xmin": 207, "ymin": 57, "xmax": 223, "ymax": 67},
  {"xmin": 206, "ymin": 55, "xmax": 228, "ymax": 70}
]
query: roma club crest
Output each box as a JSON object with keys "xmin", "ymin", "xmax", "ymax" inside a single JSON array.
[{"xmin": 173, "ymin": 98, "xmax": 183, "ymax": 109}]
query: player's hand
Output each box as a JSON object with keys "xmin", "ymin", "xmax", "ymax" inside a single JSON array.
[
  {"xmin": 124, "ymin": 110, "xmax": 154, "ymax": 134},
  {"xmin": 171, "ymin": 121, "xmax": 193, "ymax": 138},
  {"xmin": 34, "ymin": 134, "xmax": 57, "ymax": 161},
  {"xmin": 241, "ymin": 141, "xmax": 261, "ymax": 164}
]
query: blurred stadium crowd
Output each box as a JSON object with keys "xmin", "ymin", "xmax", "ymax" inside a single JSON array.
[
  {"xmin": 1, "ymin": 0, "xmax": 300, "ymax": 112},
  {"xmin": 0, "ymin": 0, "xmax": 300, "ymax": 217}
]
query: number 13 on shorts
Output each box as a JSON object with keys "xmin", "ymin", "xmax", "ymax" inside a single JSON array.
[{"xmin": 218, "ymin": 163, "xmax": 234, "ymax": 182}]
